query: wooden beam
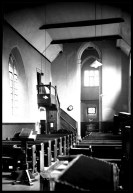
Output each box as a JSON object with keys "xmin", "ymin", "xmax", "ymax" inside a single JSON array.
[
  {"xmin": 51, "ymin": 35, "xmax": 122, "ymax": 44},
  {"xmin": 39, "ymin": 18, "xmax": 124, "ymax": 29}
]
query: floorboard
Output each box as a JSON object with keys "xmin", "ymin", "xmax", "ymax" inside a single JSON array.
[{"xmin": 2, "ymin": 172, "xmax": 40, "ymax": 191}]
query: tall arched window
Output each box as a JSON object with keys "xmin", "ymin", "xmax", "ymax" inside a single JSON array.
[{"xmin": 9, "ymin": 53, "xmax": 18, "ymax": 115}]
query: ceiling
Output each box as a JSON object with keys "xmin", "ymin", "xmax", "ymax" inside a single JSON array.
[{"xmin": 3, "ymin": 1, "xmax": 131, "ymax": 62}]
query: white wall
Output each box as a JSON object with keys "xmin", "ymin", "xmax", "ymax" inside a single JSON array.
[
  {"xmin": 101, "ymin": 41, "xmax": 129, "ymax": 121},
  {"xmin": 51, "ymin": 40, "xmax": 130, "ymax": 136},
  {"xmin": 51, "ymin": 43, "xmax": 80, "ymax": 122},
  {"xmin": 2, "ymin": 23, "xmax": 51, "ymax": 123}
]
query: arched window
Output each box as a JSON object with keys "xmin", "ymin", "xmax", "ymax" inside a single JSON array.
[{"xmin": 9, "ymin": 53, "xmax": 18, "ymax": 115}]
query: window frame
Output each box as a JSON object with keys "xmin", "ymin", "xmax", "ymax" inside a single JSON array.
[
  {"xmin": 9, "ymin": 53, "xmax": 18, "ymax": 115},
  {"xmin": 84, "ymin": 69, "xmax": 99, "ymax": 87}
]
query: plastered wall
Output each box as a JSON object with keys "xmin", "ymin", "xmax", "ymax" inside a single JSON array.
[
  {"xmin": 51, "ymin": 40, "xmax": 129, "ymax": 134},
  {"xmin": 2, "ymin": 23, "xmax": 51, "ymax": 124}
]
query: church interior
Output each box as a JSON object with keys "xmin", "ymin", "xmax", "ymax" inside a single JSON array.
[{"xmin": 2, "ymin": 0, "xmax": 131, "ymax": 191}]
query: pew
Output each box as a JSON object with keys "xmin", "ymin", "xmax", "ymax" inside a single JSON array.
[
  {"xmin": 29, "ymin": 139, "xmax": 54, "ymax": 168},
  {"xmin": 2, "ymin": 140, "xmax": 54, "ymax": 185},
  {"xmin": 26, "ymin": 140, "xmax": 46, "ymax": 171},
  {"xmin": 2, "ymin": 139, "xmax": 36, "ymax": 185},
  {"xmin": 113, "ymin": 112, "xmax": 131, "ymax": 190},
  {"xmin": 69, "ymin": 147, "xmax": 92, "ymax": 157},
  {"xmin": 2, "ymin": 140, "xmax": 22, "ymax": 172},
  {"xmin": 36, "ymin": 135, "xmax": 63, "ymax": 164},
  {"xmin": 36, "ymin": 133, "xmax": 74, "ymax": 157},
  {"xmin": 72, "ymin": 131, "xmax": 123, "ymax": 166},
  {"xmin": 2, "ymin": 140, "xmax": 37, "ymax": 173},
  {"xmin": 2, "ymin": 128, "xmax": 44, "ymax": 185},
  {"xmin": 18, "ymin": 139, "xmax": 55, "ymax": 171},
  {"xmin": 34, "ymin": 133, "xmax": 76, "ymax": 170},
  {"xmin": 2, "ymin": 131, "xmax": 76, "ymax": 182},
  {"xmin": 2, "ymin": 137, "xmax": 46, "ymax": 173},
  {"xmin": 25, "ymin": 133, "xmax": 72, "ymax": 170}
]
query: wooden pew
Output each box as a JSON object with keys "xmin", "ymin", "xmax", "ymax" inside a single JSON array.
[
  {"xmin": 26, "ymin": 140, "xmax": 45, "ymax": 172},
  {"xmin": 73, "ymin": 132, "xmax": 122, "ymax": 165},
  {"xmin": 2, "ymin": 140, "xmax": 45, "ymax": 174},
  {"xmin": 69, "ymin": 147, "xmax": 92, "ymax": 157},
  {"xmin": 2, "ymin": 131, "xmax": 57, "ymax": 179},
  {"xmin": 75, "ymin": 144, "xmax": 122, "ymax": 166},
  {"xmin": 2, "ymin": 140, "xmax": 38, "ymax": 174},
  {"xmin": 83, "ymin": 133, "xmax": 122, "ymax": 140},
  {"xmin": 2, "ymin": 140, "xmax": 22, "ymax": 172},
  {"xmin": 2, "ymin": 133, "xmax": 76, "ymax": 175},
  {"xmin": 28, "ymin": 139, "xmax": 53, "ymax": 168},
  {"xmin": 35, "ymin": 133, "xmax": 76, "ymax": 168},
  {"xmin": 79, "ymin": 139, "xmax": 122, "ymax": 146},
  {"xmin": 2, "ymin": 136, "xmax": 65, "ymax": 173},
  {"xmin": 16, "ymin": 139, "xmax": 54, "ymax": 171},
  {"xmin": 2, "ymin": 140, "xmax": 38, "ymax": 185},
  {"xmin": 36, "ymin": 133, "xmax": 74, "ymax": 157},
  {"xmin": 36, "ymin": 135, "xmax": 62, "ymax": 163}
]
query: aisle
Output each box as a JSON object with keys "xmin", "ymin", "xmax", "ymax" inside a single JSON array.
[{"xmin": 2, "ymin": 172, "xmax": 40, "ymax": 191}]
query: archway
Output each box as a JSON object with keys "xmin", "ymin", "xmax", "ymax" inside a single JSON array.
[{"xmin": 77, "ymin": 42, "xmax": 102, "ymax": 139}]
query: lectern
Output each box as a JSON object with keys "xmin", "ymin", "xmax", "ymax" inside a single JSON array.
[
  {"xmin": 12, "ymin": 128, "xmax": 37, "ymax": 186},
  {"xmin": 54, "ymin": 154, "xmax": 119, "ymax": 191}
]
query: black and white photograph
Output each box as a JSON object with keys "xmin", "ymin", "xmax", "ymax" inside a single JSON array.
[{"xmin": 2, "ymin": 0, "xmax": 131, "ymax": 191}]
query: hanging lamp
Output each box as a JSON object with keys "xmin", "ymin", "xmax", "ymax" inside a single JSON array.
[{"xmin": 90, "ymin": 60, "xmax": 102, "ymax": 68}]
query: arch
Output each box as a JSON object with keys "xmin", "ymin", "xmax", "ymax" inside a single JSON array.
[
  {"xmin": 11, "ymin": 47, "xmax": 25, "ymax": 76},
  {"xmin": 39, "ymin": 106, "xmax": 46, "ymax": 120},
  {"xmin": 76, "ymin": 42, "xmax": 102, "ymax": 139},
  {"xmin": 9, "ymin": 47, "xmax": 28, "ymax": 118},
  {"xmin": 81, "ymin": 55, "xmax": 99, "ymax": 68},
  {"xmin": 77, "ymin": 42, "xmax": 102, "ymax": 63}
]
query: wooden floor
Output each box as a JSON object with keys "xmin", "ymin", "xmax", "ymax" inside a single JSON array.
[{"xmin": 2, "ymin": 172, "xmax": 40, "ymax": 191}]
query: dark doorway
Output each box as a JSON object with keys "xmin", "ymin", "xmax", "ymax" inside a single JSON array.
[{"xmin": 37, "ymin": 71, "xmax": 41, "ymax": 86}]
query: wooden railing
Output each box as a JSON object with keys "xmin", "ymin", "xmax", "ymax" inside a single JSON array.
[{"xmin": 60, "ymin": 108, "xmax": 77, "ymax": 135}]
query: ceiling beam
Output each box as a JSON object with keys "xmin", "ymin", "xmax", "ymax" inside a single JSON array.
[
  {"xmin": 51, "ymin": 35, "xmax": 122, "ymax": 44},
  {"xmin": 39, "ymin": 18, "xmax": 124, "ymax": 29}
]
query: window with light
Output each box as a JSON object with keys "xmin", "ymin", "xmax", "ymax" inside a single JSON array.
[
  {"xmin": 9, "ymin": 53, "xmax": 18, "ymax": 115},
  {"xmin": 84, "ymin": 70, "xmax": 99, "ymax": 87}
]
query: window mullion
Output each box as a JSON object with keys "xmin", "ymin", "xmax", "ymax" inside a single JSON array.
[
  {"xmin": 84, "ymin": 69, "xmax": 99, "ymax": 87},
  {"xmin": 9, "ymin": 53, "xmax": 18, "ymax": 115}
]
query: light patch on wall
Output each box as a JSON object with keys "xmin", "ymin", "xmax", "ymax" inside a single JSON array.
[
  {"xmin": 102, "ymin": 67, "xmax": 121, "ymax": 106},
  {"xmin": 102, "ymin": 66, "xmax": 121, "ymax": 121},
  {"xmin": 103, "ymin": 107, "xmax": 115, "ymax": 121}
]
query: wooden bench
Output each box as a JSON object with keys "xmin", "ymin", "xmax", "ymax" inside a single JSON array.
[
  {"xmin": 36, "ymin": 133, "xmax": 74, "ymax": 157},
  {"xmin": 2, "ymin": 133, "xmax": 76, "ymax": 175},
  {"xmin": 69, "ymin": 147, "xmax": 92, "ymax": 157},
  {"xmin": 74, "ymin": 137, "xmax": 122, "ymax": 165},
  {"xmin": 2, "ymin": 140, "xmax": 38, "ymax": 174}
]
